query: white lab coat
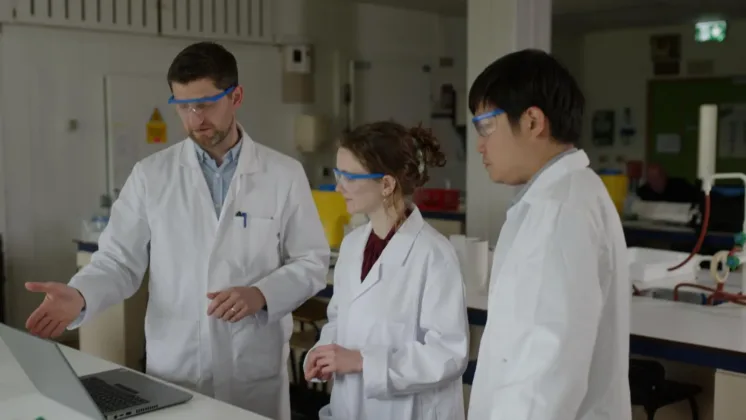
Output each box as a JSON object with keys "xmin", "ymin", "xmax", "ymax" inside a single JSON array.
[
  {"xmin": 468, "ymin": 150, "xmax": 631, "ymax": 420},
  {"xmin": 309, "ymin": 207, "xmax": 469, "ymax": 420},
  {"xmin": 69, "ymin": 131, "xmax": 330, "ymax": 420}
]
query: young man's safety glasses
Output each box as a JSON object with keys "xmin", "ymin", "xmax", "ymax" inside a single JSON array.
[
  {"xmin": 168, "ymin": 86, "xmax": 236, "ymax": 114},
  {"xmin": 333, "ymin": 168, "xmax": 384, "ymax": 183},
  {"xmin": 472, "ymin": 108, "xmax": 505, "ymax": 137}
]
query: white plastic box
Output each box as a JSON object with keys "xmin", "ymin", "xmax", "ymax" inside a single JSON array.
[{"xmin": 628, "ymin": 247, "xmax": 700, "ymax": 286}]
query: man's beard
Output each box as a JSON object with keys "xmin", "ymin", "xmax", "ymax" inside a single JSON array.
[{"xmin": 191, "ymin": 127, "xmax": 229, "ymax": 147}]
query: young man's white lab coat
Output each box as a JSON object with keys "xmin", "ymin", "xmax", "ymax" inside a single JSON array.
[
  {"xmin": 68, "ymin": 131, "xmax": 330, "ymax": 420},
  {"xmin": 468, "ymin": 150, "xmax": 632, "ymax": 420}
]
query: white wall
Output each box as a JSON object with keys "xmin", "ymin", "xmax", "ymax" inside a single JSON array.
[
  {"xmin": 0, "ymin": 1, "xmax": 468, "ymax": 327},
  {"xmin": 576, "ymin": 19, "xmax": 746, "ymax": 170}
]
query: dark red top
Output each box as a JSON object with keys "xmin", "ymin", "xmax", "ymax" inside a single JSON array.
[{"xmin": 361, "ymin": 209, "xmax": 412, "ymax": 281}]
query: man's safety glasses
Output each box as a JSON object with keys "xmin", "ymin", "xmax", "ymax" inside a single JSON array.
[
  {"xmin": 168, "ymin": 86, "xmax": 235, "ymax": 115},
  {"xmin": 333, "ymin": 168, "xmax": 384, "ymax": 184},
  {"xmin": 472, "ymin": 108, "xmax": 505, "ymax": 137}
]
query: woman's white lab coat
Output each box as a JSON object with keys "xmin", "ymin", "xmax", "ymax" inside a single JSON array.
[
  {"xmin": 310, "ymin": 208, "xmax": 469, "ymax": 420},
  {"xmin": 468, "ymin": 150, "xmax": 632, "ymax": 420},
  {"xmin": 68, "ymin": 132, "xmax": 330, "ymax": 420}
]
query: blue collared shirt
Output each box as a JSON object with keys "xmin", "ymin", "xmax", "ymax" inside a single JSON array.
[{"xmin": 194, "ymin": 140, "xmax": 243, "ymax": 217}]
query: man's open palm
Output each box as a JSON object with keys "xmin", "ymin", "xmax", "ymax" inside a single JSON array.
[{"xmin": 25, "ymin": 282, "xmax": 85, "ymax": 339}]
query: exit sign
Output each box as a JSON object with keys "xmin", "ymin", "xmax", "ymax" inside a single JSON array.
[{"xmin": 695, "ymin": 20, "xmax": 727, "ymax": 42}]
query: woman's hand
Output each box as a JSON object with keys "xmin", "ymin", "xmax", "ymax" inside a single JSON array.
[
  {"xmin": 305, "ymin": 344, "xmax": 363, "ymax": 380},
  {"xmin": 304, "ymin": 348, "xmax": 331, "ymax": 381}
]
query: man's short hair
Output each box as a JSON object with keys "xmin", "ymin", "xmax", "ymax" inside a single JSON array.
[
  {"xmin": 167, "ymin": 42, "xmax": 238, "ymax": 91},
  {"xmin": 468, "ymin": 49, "xmax": 584, "ymax": 145}
]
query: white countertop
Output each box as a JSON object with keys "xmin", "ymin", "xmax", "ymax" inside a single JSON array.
[
  {"xmin": 327, "ymin": 267, "xmax": 746, "ymax": 353},
  {"xmin": 0, "ymin": 339, "xmax": 270, "ymax": 420},
  {"xmin": 465, "ymin": 286, "xmax": 746, "ymax": 354}
]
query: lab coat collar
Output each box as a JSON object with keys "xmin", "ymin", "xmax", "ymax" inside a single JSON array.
[
  {"xmin": 351, "ymin": 206, "xmax": 425, "ymax": 302},
  {"xmin": 520, "ymin": 149, "xmax": 590, "ymax": 204},
  {"xmin": 179, "ymin": 123, "xmax": 261, "ymax": 175}
]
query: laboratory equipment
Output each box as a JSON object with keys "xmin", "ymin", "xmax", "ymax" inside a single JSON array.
[
  {"xmin": 598, "ymin": 169, "xmax": 628, "ymax": 214},
  {"xmin": 669, "ymin": 104, "xmax": 746, "ymax": 304},
  {"xmin": 413, "ymin": 188, "xmax": 460, "ymax": 211},
  {"xmin": 312, "ymin": 185, "xmax": 350, "ymax": 249},
  {"xmin": 80, "ymin": 194, "xmax": 113, "ymax": 243}
]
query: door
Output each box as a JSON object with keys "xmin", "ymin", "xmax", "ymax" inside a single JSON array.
[{"xmin": 105, "ymin": 74, "xmax": 182, "ymax": 195}]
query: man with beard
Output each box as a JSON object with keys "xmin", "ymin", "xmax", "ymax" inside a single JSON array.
[{"xmin": 24, "ymin": 42, "xmax": 330, "ymax": 420}]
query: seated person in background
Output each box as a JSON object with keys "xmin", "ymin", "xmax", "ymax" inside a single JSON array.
[
  {"xmin": 304, "ymin": 121, "xmax": 469, "ymax": 420},
  {"xmin": 637, "ymin": 163, "xmax": 699, "ymax": 203}
]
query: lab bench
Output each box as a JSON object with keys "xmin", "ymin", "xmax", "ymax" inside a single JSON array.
[
  {"xmin": 318, "ymin": 270, "xmax": 746, "ymax": 419},
  {"xmin": 420, "ymin": 210, "xmax": 465, "ymax": 237},
  {"xmin": 0, "ymin": 337, "xmax": 271, "ymax": 419},
  {"xmin": 623, "ymin": 220, "xmax": 735, "ymax": 252}
]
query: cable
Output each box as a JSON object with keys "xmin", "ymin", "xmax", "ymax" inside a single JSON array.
[
  {"xmin": 668, "ymin": 193, "xmax": 710, "ymax": 272},
  {"xmin": 673, "ymin": 282, "xmax": 746, "ymax": 306}
]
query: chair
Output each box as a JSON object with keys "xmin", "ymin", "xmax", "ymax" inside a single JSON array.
[
  {"xmin": 289, "ymin": 298, "xmax": 328, "ymax": 384},
  {"xmin": 289, "ymin": 298, "xmax": 330, "ymax": 419},
  {"xmin": 629, "ymin": 358, "xmax": 702, "ymax": 420}
]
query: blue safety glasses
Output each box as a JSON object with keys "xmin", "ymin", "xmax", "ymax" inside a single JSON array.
[
  {"xmin": 333, "ymin": 168, "xmax": 384, "ymax": 184},
  {"xmin": 168, "ymin": 86, "xmax": 236, "ymax": 114},
  {"xmin": 472, "ymin": 108, "xmax": 505, "ymax": 137}
]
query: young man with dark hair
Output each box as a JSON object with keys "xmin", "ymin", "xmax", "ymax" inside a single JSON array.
[
  {"xmin": 25, "ymin": 42, "xmax": 330, "ymax": 420},
  {"xmin": 467, "ymin": 49, "xmax": 632, "ymax": 420}
]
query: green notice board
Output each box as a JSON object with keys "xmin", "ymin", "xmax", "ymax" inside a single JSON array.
[{"xmin": 647, "ymin": 77, "xmax": 746, "ymax": 183}]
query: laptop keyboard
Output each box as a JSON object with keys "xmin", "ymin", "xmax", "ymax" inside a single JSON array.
[{"xmin": 81, "ymin": 376, "xmax": 149, "ymax": 413}]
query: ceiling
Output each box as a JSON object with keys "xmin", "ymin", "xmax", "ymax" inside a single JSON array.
[{"xmin": 352, "ymin": 0, "xmax": 746, "ymax": 33}]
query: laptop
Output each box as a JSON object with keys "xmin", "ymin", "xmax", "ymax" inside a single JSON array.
[{"xmin": 0, "ymin": 322, "xmax": 192, "ymax": 420}]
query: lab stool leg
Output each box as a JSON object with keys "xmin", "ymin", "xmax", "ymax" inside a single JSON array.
[
  {"xmin": 688, "ymin": 397, "xmax": 699, "ymax": 420},
  {"xmin": 289, "ymin": 348, "xmax": 299, "ymax": 384}
]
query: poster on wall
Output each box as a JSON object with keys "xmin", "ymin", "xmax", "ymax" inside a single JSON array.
[
  {"xmin": 717, "ymin": 103, "xmax": 746, "ymax": 158},
  {"xmin": 592, "ymin": 110, "xmax": 615, "ymax": 146},
  {"xmin": 655, "ymin": 133, "xmax": 681, "ymax": 154}
]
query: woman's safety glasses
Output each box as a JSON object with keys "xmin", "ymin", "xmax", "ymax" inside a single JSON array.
[
  {"xmin": 168, "ymin": 86, "xmax": 235, "ymax": 115},
  {"xmin": 333, "ymin": 168, "xmax": 384, "ymax": 186},
  {"xmin": 472, "ymin": 108, "xmax": 505, "ymax": 137}
]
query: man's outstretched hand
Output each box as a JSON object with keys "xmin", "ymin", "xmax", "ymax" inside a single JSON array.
[{"xmin": 25, "ymin": 282, "xmax": 86, "ymax": 338}]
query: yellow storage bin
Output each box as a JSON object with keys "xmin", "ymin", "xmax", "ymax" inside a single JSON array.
[
  {"xmin": 312, "ymin": 189, "xmax": 350, "ymax": 249},
  {"xmin": 599, "ymin": 170, "xmax": 628, "ymax": 214}
]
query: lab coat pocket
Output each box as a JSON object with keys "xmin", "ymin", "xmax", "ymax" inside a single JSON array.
[
  {"xmin": 366, "ymin": 320, "xmax": 408, "ymax": 347},
  {"xmin": 231, "ymin": 317, "xmax": 284, "ymax": 380},
  {"xmin": 228, "ymin": 215, "xmax": 280, "ymax": 278},
  {"xmin": 144, "ymin": 315, "xmax": 197, "ymax": 385}
]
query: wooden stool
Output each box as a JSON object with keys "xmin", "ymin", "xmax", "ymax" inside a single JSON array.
[
  {"xmin": 289, "ymin": 298, "xmax": 328, "ymax": 385},
  {"xmin": 289, "ymin": 298, "xmax": 331, "ymax": 418}
]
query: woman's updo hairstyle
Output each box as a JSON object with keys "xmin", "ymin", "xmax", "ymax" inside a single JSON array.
[{"xmin": 339, "ymin": 121, "xmax": 447, "ymax": 196}]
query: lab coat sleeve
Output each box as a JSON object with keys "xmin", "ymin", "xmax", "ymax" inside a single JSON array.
[
  {"xmin": 68, "ymin": 162, "xmax": 151, "ymax": 329},
  {"xmin": 254, "ymin": 162, "xmax": 331, "ymax": 325},
  {"xmin": 361, "ymin": 258, "xmax": 469, "ymax": 399},
  {"xmin": 486, "ymin": 203, "xmax": 603, "ymax": 420}
]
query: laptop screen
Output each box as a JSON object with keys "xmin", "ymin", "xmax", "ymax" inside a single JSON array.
[{"xmin": 0, "ymin": 322, "xmax": 104, "ymax": 420}]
